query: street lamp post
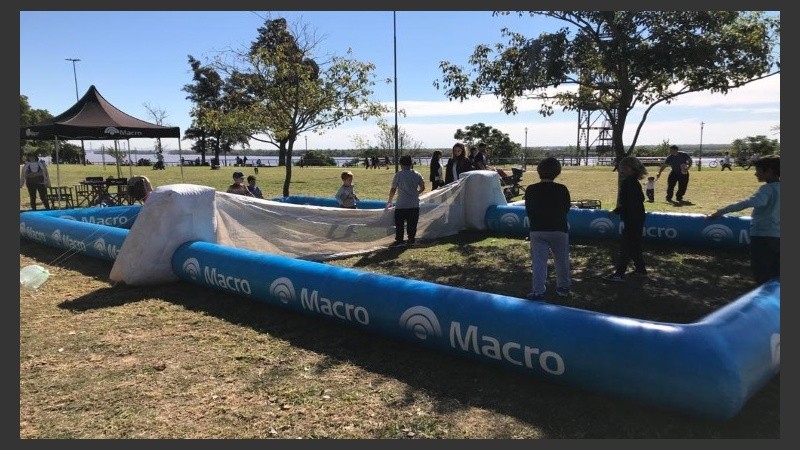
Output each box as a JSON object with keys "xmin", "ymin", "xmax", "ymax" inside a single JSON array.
[
  {"xmin": 524, "ymin": 127, "xmax": 528, "ymax": 168},
  {"xmin": 66, "ymin": 58, "xmax": 86, "ymax": 166},
  {"xmin": 698, "ymin": 122, "xmax": 705, "ymax": 172}
]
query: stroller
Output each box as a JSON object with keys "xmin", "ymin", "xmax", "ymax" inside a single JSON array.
[{"xmin": 496, "ymin": 167, "xmax": 526, "ymax": 201}]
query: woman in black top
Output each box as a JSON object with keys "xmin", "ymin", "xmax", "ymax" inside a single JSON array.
[
  {"xmin": 444, "ymin": 142, "xmax": 475, "ymax": 184},
  {"xmin": 605, "ymin": 156, "xmax": 648, "ymax": 281},
  {"xmin": 430, "ymin": 150, "xmax": 444, "ymax": 189}
]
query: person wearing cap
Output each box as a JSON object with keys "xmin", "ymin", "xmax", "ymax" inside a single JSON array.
[{"xmin": 226, "ymin": 171, "xmax": 254, "ymax": 197}]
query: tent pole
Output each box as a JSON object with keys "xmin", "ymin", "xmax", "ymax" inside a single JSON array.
[
  {"xmin": 115, "ymin": 141, "xmax": 122, "ymax": 178},
  {"xmin": 178, "ymin": 136, "xmax": 184, "ymax": 182},
  {"xmin": 54, "ymin": 137, "xmax": 61, "ymax": 188},
  {"xmin": 127, "ymin": 140, "xmax": 133, "ymax": 179}
]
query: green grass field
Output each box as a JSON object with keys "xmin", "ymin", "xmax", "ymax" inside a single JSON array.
[
  {"xmin": 19, "ymin": 162, "xmax": 778, "ymax": 438},
  {"xmin": 20, "ymin": 161, "xmax": 762, "ymax": 214}
]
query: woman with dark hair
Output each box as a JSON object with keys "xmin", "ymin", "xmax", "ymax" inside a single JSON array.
[
  {"xmin": 444, "ymin": 142, "xmax": 475, "ymax": 184},
  {"xmin": 19, "ymin": 154, "xmax": 50, "ymax": 210},
  {"xmin": 430, "ymin": 150, "xmax": 444, "ymax": 189},
  {"xmin": 605, "ymin": 156, "xmax": 648, "ymax": 282}
]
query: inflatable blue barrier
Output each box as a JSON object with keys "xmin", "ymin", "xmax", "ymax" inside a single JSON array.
[
  {"xmin": 274, "ymin": 195, "xmax": 387, "ymax": 209},
  {"xmin": 19, "ymin": 202, "xmax": 779, "ymax": 420},
  {"xmin": 20, "ymin": 209, "xmax": 129, "ymax": 261},
  {"xmin": 485, "ymin": 205, "xmax": 752, "ymax": 250}
]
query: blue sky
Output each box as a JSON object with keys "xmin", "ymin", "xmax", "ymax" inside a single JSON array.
[{"xmin": 20, "ymin": 11, "xmax": 780, "ymax": 152}]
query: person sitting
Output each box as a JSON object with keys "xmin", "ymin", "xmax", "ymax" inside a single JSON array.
[
  {"xmin": 128, "ymin": 175, "xmax": 153, "ymax": 203},
  {"xmin": 246, "ymin": 175, "xmax": 264, "ymax": 199},
  {"xmin": 226, "ymin": 171, "xmax": 254, "ymax": 197}
]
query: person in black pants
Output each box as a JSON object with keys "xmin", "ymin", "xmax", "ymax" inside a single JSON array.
[
  {"xmin": 656, "ymin": 145, "xmax": 692, "ymax": 203},
  {"xmin": 605, "ymin": 156, "xmax": 648, "ymax": 282},
  {"xmin": 20, "ymin": 154, "xmax": 51, "ymax": 210},
  {"xmin": 429, "ymin": 150, "xmax": 444, "ymax": 190}
]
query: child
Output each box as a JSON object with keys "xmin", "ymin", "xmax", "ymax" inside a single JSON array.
[
  {"xmin": 709, "ymin": 155, "xmax": 779, "ymax": 285},
  {"xmin": 246, "ymin": 175, "xmax": 263, "ymax": 199},
  {"xmin": 605, "ymin": 156, "xmax": 648, "ymax": 282},
  {"xmin": 523, "ymin": 157, "xmax": 572, "ymax": 300},
  {"xmin": 335, "ymin": 171, "xmax": 359, "ymax": 208},
  {"xmin": 645, "ymin": 176, "xmax": 656, "ymax": 202},
  {"xmin": 385, "ymin": 155, "xmax": 425, "ymax": 246},
  {"xmin": 226, "ymin": 171, "xmax": 254, "ymax": 197}
]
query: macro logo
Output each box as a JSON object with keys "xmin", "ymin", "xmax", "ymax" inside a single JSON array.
[
  {"xmin": 92, "ymin": 237, "xmax": 120, "ymax": 259},
  {"xmin": 589, "ymin": 218, "xmax": 615, "ymax": 234},
  {"xmin": 182, "ymin": 258, "xmax": 201, "ymax": 280},
  {"xmin": 25, "ymin": 128, "xmax": 39, "ymax": 137},
  {"xmin": 771, "ymin": 333, "xmax": 780, "ymax": 368},
  {"xmin": 104, "ymin": 127, "xmax": 143, "ymax": 137},
  {"xmin": 399, "ymin": 306, "xmax": 442, "ymax": 341},
  {"xmin": 58, "ymin": 214, "xmax": 77, "ymax": 221},
  {"xmin": 498, "ymin": 212, "xmax": 521, "ymax": 229},
  {"xmin": 701, "ymin": 224, "xmax": 734, "ymax": 242},
  {"xmin": 51, "ymin": 229, "xmax": 86, "ymax": 252},
  {"xmin": 92, "ymin": 238, "xmax": 107, "ymax": 253},
  {"xmin": 270, "ymin": 277, "xmax": 296, "ymax": 304},
  {"xmin": 19, "ymin": 222, "xmax": 47, "ymax": 243}
]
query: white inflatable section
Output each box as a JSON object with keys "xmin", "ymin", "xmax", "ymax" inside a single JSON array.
[
  {"xmin": 110, "ymin": 171, "xmax": 507, "ymax": 285},
  {"xmin": 460, "ymin": 170, "xmax": 509, "ymax": 229},
  {"xmin": 109, "ymin": 184, "xmax": 218, "ymax": 285}
]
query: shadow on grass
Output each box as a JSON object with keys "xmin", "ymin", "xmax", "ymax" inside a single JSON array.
[{"xmin": 20, "ymin": 239, "xmax": 779, "ymax": 438}]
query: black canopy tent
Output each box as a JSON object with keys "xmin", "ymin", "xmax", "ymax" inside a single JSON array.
[{"xmin": 20, "ymin": 85, "xmax": 184, "ymax": 187}]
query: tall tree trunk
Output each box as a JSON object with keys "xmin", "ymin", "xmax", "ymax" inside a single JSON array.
[{"xmin": 282, "ymin": 144, "xmax": 293, "ymax": 197}]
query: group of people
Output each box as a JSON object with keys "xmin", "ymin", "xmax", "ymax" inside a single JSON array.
[
  {"xmin": 524, "ymin": 152, "xmax": 779, "ymax": 301},
  {"xmin": 220, "ymin": 145, "xmax": 779, "ymax": 296},
  {"xmin": 331, "ymin": 157, "xmax": 425, "ymax": 247},
  {"xmin": 429, "ymin": 142, "xmax": 491, "ymax": 190},
  {"xmin": 20, "ymin": 154, "xmax": 155, "ymax": 210},
  {"xmin": 225, "ymin": 171, "xmax": 263, "ymax": 198}
]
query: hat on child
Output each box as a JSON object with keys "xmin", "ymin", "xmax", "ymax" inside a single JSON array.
[{"xmin": 232, "ymin": 171, "xmax": 244, "ymax": 179}]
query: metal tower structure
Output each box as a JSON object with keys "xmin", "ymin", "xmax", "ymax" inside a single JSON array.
[{"xmin": 576, "ymin": 109, "xmax": 613, "ymax": 165}]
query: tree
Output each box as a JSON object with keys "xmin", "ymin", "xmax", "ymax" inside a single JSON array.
[
  {"xmin": 142, "ymin": 102, "xmax": 170, "ymax": 156},
  {"xmin": 436, "ymin": 11, "xmax": 780, "ymax": 167},
  {"xmin": 375, "ymin": 119, "xmax": 423, "ymax": 155},
  {"xmin": 453, "ymin": 122, "xmax": 521, "ymax": 162},
  {"xmin": 183, "ymin": 56, "xmax": 249, "ymax": 166},
  {"xmin": 20, "ymin": 95, "xmax": 54, "ymax": 162},
  {"xmin": 300, "ymin": 150, "xmax": 336, "ymax": 167},
  {"xmin": 730, "ymin": 135, "xmax": 779, "ymax": 160},
  {"xmin": 202, "ymin": 17, "xmax": 388, "ymax": 197}
]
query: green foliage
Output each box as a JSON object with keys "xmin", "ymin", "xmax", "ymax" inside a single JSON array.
[
  {"xmin": 436, "ymin": 11, "xmax": 780, "ymax": 159},
  {"xmin": 300, "ymin": 150, "xmax": 336, "ymax": 166},
  {"xmin": 185, "ymin": 17, "xmax": 388, "ymax": 197},
  {"xmin": 20, "ymin": 95, "xmax": 55, "ymax": 162},
  {"xmin": 730, "ymin": 135, "xmax": 780, "ymax": 159},
  {"xmin": 453, "ymin": 122, "xmax": 521, "ymax": 160}
]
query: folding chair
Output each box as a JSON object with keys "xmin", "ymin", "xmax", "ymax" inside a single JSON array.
[
  {"xmin": 105, "ymin": 178, "xmax": 129, "ymax": 205},
  {"xmin": 74, "ymin": 183, "xmax": 95, "ymax": 207},
  {"xmin": 46, "ymin": 186, "xmax": 75, "ymax": 209}
]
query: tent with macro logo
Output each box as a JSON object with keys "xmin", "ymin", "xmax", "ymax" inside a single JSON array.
[{"xmin": 20, "ymin": 85, "xmax": 183, "ymax": 188}]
